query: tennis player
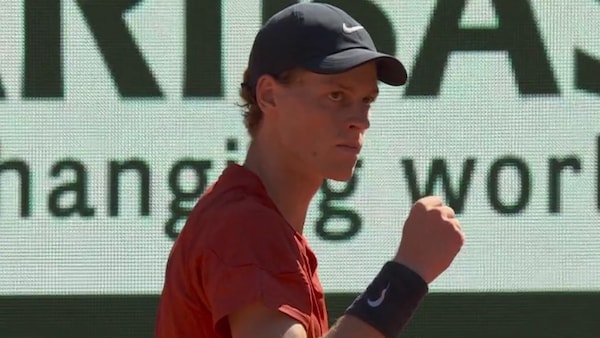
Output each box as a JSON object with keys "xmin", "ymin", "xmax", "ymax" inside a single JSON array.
[{"xmin": 155, "ymin": 3, "xmax": 464, "ymax": 338}]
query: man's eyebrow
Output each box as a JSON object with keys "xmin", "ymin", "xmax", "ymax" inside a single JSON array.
[{"xmin": 329, "ymin": 81, "xmax": 379, "ymax": 96}]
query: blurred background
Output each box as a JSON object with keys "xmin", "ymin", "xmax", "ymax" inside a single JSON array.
[{"xmin": 0, "ymin": 0, "xmax": 599, "ymax": 337}]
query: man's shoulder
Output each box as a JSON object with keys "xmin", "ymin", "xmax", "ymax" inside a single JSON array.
[
  {"xmin": 195, "ymin": 164, "xmax": 274, "ymax": 217},
  {"xmin": 179, "ymin": 187, "xmax": 300, "ymax": 272},
  {"xmin": 173, "ymin": 165, "xmax": 297, "ymax": 260},
  {"xmin": 198, "ymin": 182, "xmax": 281, "ymax": 226},
  {"xmin": 181, "ymin": 180, "xmax": 290, "ymax": 243}
]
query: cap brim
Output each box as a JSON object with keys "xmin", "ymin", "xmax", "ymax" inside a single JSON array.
[{"xmin": 302, "ymin": 48, "xmax": 408, "ymax": 86}]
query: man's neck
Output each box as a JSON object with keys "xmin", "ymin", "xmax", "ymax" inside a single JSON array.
[{"xmin": 243, "ymin": 140, "xmax": 322, "ymax": 234}]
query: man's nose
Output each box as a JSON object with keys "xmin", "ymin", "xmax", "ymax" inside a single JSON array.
[{"xmin": 347, "ymin": 105, "xmax": 370, "ymax": 131}]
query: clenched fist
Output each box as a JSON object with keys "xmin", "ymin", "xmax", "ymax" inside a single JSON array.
[{"xmin": 394, "ymin": 196, "xmax": 465, "ymax": 284}]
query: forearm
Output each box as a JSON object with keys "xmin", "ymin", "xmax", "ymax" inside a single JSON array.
[
  {"xmin": 229, "ymin": 262, "xmax": 428, "ymax": 338},
  {"xmin": 323, "ymin": 315, "xmax": 386, "ymax": 338},
  {"xmin": 324, "ymin": 262, "xmax": 428, "ymax": 338}
]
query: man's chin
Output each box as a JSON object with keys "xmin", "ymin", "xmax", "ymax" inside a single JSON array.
[{"xmin": 325, "ymin": 167, "xmax": 356, "ymax": 182}]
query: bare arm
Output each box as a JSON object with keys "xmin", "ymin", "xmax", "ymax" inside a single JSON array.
[
  {"xmin": 324, "ymin": 315, "xmax": 386, "ymax": 338},
  {"xmin": 229, "ymin": 301, "xmax": 385, "ymax": 338},
  {"xmin": 229, "ymin": 196, "xmax": 464, "ymax": 338}
]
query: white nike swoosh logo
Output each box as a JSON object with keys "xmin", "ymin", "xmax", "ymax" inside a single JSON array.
[
  {"xmin": 342, "ymin": 23, "xmax": 364, "ymax": 34},
  {"xmin": 367, "ymin": 283, "xmax": 389, "ymax": 307}
]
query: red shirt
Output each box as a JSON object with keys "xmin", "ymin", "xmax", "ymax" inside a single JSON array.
[{"xmin": 155, "ymin": 164, "xmax": 329, "ymax": 338}]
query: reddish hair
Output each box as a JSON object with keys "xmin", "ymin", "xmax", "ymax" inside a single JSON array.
[{"xmin": 238, "ymin": 68, "xmax": 302, "ymax": 138}]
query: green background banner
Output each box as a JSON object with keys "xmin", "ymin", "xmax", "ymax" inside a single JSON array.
[
  {"xmin": 0, "ymin": 0, "xmax": 599, "ymax": 336},
  {"xmin": 1, "ymin": 293, "xmax": 599, "ymax": 337}
]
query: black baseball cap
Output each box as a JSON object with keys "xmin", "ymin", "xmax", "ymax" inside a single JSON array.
[{"xmin": 245, "ymin": 2, "xmax": 408, "ymax": 93}]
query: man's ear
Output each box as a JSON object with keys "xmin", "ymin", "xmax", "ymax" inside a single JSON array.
[{"xmin": 256, "ymin": 75, "xmax": 277, "ymax": 114}]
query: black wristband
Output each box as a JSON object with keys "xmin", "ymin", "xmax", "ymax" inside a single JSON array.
[{"xmin": 344, "ymin": 261, "xmax": 428, "ymax": 338}]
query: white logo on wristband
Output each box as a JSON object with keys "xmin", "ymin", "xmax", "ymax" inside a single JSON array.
[{"xmin": 367, "ymin": 283, "xmax": 390, "ymax": 307}]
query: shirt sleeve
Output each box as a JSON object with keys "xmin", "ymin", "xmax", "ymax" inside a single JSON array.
[{"xmin": 198, "ymin": 202, "xmax": 313, "ymax": 335}]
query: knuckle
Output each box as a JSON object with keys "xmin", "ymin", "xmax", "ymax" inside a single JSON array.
[
  {"xmin": 455, "ymin": 234, "xmax": 465, "ymax": 247},
  {"xmin": 411, "ymin": 199, "xmax": 428, "ymax": 213},
  {"xmin": 454, "ymin": 228, "xmax": 465, "ymax": 244},
  {"xmin": 429, "ymin": 207, "xmax": 443, "ymax": 218},
  {"xmin": 431, "ymin": 195, "xmax": 443, "ymax": 205},
  {"xmin": 437, "ymin": 206, "xmax": 455, "ymax": 219},
  {"xmin": 417, "ymin": 195, "xmax": 442, "ymax": 206}
]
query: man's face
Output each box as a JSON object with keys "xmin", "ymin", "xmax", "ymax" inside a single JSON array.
[{"xmin": 269, "ymin": 61, "xmax": 379, "ymax": 181}]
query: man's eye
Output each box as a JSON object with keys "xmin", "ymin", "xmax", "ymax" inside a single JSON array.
[
  {"xmin": 363, "ymin": 96, "xmax": 376, "ymax": 104},
  {"xmin": 328, "ymin": 92, "xmax": 343, "ymax": 101}
]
